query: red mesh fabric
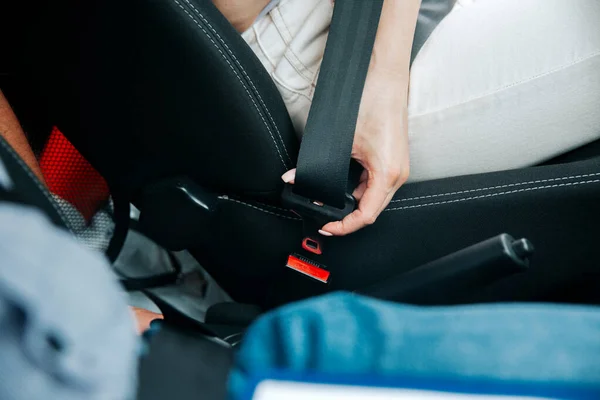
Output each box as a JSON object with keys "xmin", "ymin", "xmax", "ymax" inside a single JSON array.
[{"xmin": 39, "ymin": 127, "xmax": 110, "ymax": 222}]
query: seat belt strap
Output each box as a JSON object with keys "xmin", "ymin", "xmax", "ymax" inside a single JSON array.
[
  {"xmin": 293, "ymin": 0, "xmax": 384, "ymax": 209},
  {"xmin": 280, "ymin": 0, "xmax": 383, "ymax": 282}
]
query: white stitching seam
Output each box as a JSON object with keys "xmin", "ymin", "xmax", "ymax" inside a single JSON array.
[
  {"xmin": 219, "ymin": 178, "xmax": 600, "ymax": 218},
  {"xmin": 385, "ymin": 179, "xmax": 600, "ymax": 212},
  {"xmin": 392, "ymin": 172, "xmax": 600, "ymax": 203},
  {"xmin": 172, "ymin": 0, "xmax": 289, "ymax": 169},
  {"xmin": 0, "ymin": 138, "xmax": 71, "ymax": 228},
  {"xmin": 247, "ymin": 201, "xmax": 292, "ymax": 213},
  {"xmin": 219, "ymin": 197, "xmax": 301, "ymax": 220},
  {"xmin": 218, "ymin": 195, "xmax": 293, "ymax": 213},
  {"xmin": 181, "ymin": 0, "xmax": 293, "ymax": 166}
]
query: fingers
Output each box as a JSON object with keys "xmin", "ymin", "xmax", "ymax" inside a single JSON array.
[
  {"xmin": 281, "ymin": 167, "xmax": 373, "ymax": 236},
  {"xmin": 284, "ymin": 169, "xmax": 369, "ymax": 199},
  {"xmin": 352, "ymin": 170, "xmax": 369, "ymax": 200},
  {"xmin": 283, "ymin": 166, "xmax": 406, "ymax": 236},
  {"xmin": 322, "ymin": 178, "xmax": 389, "ymax": 236},
  {"xmin": 323, "ymin": 165, "xmax": 408, "ymax": 236},
  {"xmin": 352, "ymin": 182, "xmax": 368, "ymax": 201},
  {"xmin": 281, "ymin": 169, "xmax": 296, "ymax": 184}
]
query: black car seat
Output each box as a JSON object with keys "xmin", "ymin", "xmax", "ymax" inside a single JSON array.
[
  {"xmin": 9, "ymin": 0, "xmax": 600, "ymax": 310},
  {"xmin": 0, "ymin": 133, "xmax": 235, "ymax": 400},
  {"xmin": 0, "ymin": 137, "xmax": 67, "ymax": 228},
  {"xmin": 0, "ymin": 131, "xmax": 597, "ymax": 400},
  {"xmin": 0, "ymin": 134, "xmax": 560, "ymax": 400}
]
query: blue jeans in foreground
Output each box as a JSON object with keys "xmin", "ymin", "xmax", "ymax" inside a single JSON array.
[{"xmin": 229, "ymin": 292, "xmax": 600, "ymax": 398}]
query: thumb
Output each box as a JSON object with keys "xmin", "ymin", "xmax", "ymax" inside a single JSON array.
[{"xmin": 281, "ymin": 168, "xmax": 297, "ymax": 184}]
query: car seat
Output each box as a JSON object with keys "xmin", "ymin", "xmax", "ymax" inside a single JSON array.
[
  {"xmin": 3, "ymin": 133, "xmax": 600, "ymax": 400},
  {"xmin": 9, "ymin": 0, "xmax": 600, "ymax": 310},
  {"xmin": 0, "ymin": 133, "xmax": 233, "ymax": 400}
]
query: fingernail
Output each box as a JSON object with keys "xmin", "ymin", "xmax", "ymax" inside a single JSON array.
[
  {"xmin": 282, "ymin": 170, "xmax": 296, "ymax": 183},
  {"xmin": 319, "ymin": 230, "xmax": 333, "ymax": 237}
]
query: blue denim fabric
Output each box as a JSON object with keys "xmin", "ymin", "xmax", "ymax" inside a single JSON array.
[
  {"xmin": 230, "ymin": 292, "xmax": 600, "ymax": 398},
  {"xmin": 0, "ymin": 204, "xmax": 138, "ymax": 400}
]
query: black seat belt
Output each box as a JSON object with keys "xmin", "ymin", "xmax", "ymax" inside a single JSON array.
[{"xmin": 282, "ymin": 0, "xmax": 384, "ymax": 280}]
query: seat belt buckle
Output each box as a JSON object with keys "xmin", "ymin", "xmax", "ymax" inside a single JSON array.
[
  {"xmin": 282, "ymin": 184, "xmax": 356, "ymax": 283},
  {"xmin": 282, "ymin": 184, "xmax": 356, "ymax": 225}
]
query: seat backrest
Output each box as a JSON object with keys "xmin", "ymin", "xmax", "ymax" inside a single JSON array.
[
  {"xmin": 16, "ymin": 0, "xmax": 461, "ymax": 205},
  {"xmin": 16, "ymin": 0, "xmax": 299, "ymax": 205},
  {"xmin": 0, "ymin": 135, "xmax": 138, "ymax": 400},
  {"xmin": 0, "ymin": 135, "xmax": 237, "ymax": 400}
]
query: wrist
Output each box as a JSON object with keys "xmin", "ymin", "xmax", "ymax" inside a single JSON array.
[
  {"xmin": 369, "ymin": 46, "xmax": 409, "ymax": 77},
  {"xmin": 366, "ymin": 59, "xmax": 410, "ymax": 104}
]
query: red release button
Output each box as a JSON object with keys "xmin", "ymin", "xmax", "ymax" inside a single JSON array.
[{"xmin": 286, "ymin": 255, "xmax": 330, "ymax": 283}]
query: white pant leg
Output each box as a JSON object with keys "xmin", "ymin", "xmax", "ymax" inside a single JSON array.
[{"xmin": 408, "ymin": 0, "xmax": 600, "ymax": 182}]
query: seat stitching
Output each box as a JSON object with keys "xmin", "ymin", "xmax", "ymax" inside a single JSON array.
[
  {"xmin": 248, "ymin": 201, "xmax": 292, "ymax": 213},
  {"xmin": 219, "ymin": 178, "xmax": 600, "ymax": 218},
  {"xmin": 184, "ymin": 0, "xmax": 293, "ymax": 164},
  {"xmin": 220, "ymin": 196, "xmax": 293, "ymax": 213},
  {"xmin": 172, "ymin": 0, "xmax": 288, "ymax": 169},
  {"xmin": 182, "ymin": 0, "xmax": 293, "ymax": 165},
  {"xmin": 0, "ymin": 138, "xmax": 71, "ymax": 229},
  {"xmin": 219, "ymin": 196, "xmax": 301, "ymax": 220},
  {"xmin": 385, "ymin": 179, "xmax": 600, "ymax": 212},
  {"xmin": 392, "ymin": 172, "xmax": 600, "ymax": 203}
]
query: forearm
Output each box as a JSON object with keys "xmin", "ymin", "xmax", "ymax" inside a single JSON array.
[
  {"xmin": 320, "ymin": 1, "xmax": 421, "ymax": 236},
  {"xmin": 0, "ymin": 90, "xmax": 45, "ymax": 181},
  {"xmin": 370, "ymin": 0, "xmax": 422, "ymax": 95}
]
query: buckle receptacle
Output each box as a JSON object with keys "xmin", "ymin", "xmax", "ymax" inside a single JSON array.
[
  {"xmin": 282, "ymin": 184, "xmax": 355, "ymax": 283},
  {"xmin": 282, "ymin": 184, "xmax": 356, "ymax": 256},
  {"xmin": 282, "ymin": 184, "xmax": 356, "ymax": 223}
]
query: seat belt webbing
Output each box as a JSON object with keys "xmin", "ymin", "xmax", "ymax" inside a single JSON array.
[{"xmin": 294, "ymin": 0, "xmax": 384, "ymax": 209}]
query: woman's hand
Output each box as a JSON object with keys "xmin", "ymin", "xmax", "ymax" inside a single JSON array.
[
  {"xmin": 325, "ymin": 67, "xmax": 409, "ymax": 236},
  {"xmin": 282, "ymin": 66, "xmax": 410, "ymax": 236},
  {"xmin": 281, "ymin": 0, "xmax": 420, "ymax": 236}
]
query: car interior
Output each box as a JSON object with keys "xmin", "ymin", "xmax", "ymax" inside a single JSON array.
[{"xmin": 2, "ymin": 0, "xmax": 600, "ymax": 399}]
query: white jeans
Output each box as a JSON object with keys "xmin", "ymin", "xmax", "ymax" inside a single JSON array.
[{"xmin": 242, "ymin": 0, "xmax": 600, "ymax": 182}]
